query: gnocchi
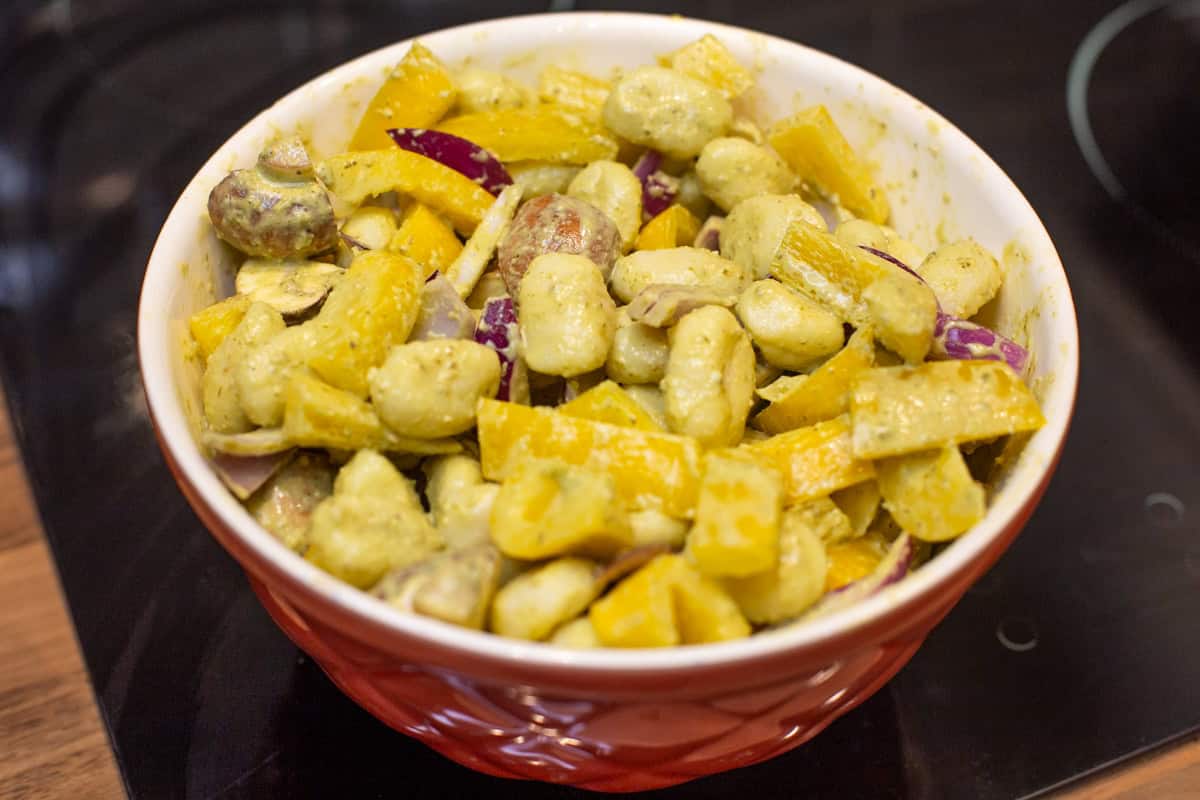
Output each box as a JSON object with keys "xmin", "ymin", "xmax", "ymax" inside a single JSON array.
[
  {"xmin": 603, "ymin": 66, "xmax": 732, "ymax": 159},
  {"xmin": 696, "ymin": 137, "xmax": 796, "ymax": 212},
  {"xmin": 661, "ymin": 305, "xmax": 756, "ymax": 447},
  {"xmin": 610, "ymin": 246, "xmax": 752, "ymax": 304},
  {"xmin": 517, "ymin": 253, "xmax": 617, "ymax": 377}
]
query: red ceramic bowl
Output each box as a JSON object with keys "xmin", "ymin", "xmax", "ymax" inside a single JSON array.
[{"xmin": 137, "ymin": 12, "xmax": 1079, "ymax": 792}]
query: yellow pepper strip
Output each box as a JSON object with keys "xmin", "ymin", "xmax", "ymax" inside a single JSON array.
[
  {"xmin": 304, "ymin": 249, "xmax": 422, "ymax": 397},
  {"xmin": 189, "ymin": 294, "xmax": 251, "ymax": 361},
  {"xmin": 437, "ymin": 108, "xmax": 618, "ymax": 165},
  {"xmin": 849, "ymin": 360, "xmax": 1046, "ymax": 459},
  {"xmin": 476, "ymin": 399, "xmax": 702, "ymax": 518},
  {"xmin": 768, "ymin": 105, "xmax": 890, "ymax": 223},
  {"xmin": 283, "ymin": 371, "xmax": 459, "ymax": 455},
  {"xmin": 831, "ymin": 480, "xmax": 882, "ymax": 538},
  {"xmin": 349, "ymin": 42, "xmax": 456, "ymax": 151},
  {"xmin": 824, "ymin": 532, "xmax": 888, "ymax": 592},
  {"xmin": 489, "ymin": 461, "xmax": 632, "ymax": 560},
  {"xmin": 755, "ymin": 326, "xmax": 875, "ymax": 433},
  {"xmin": 772, "ymin": 217, "xmax": 887, "ymax": 326},
  {"xmin": 558, "ymin": 380, "xmax": 664, "ymax": 431},
  {"xmin": 590, "ymin": 554, "xmax": 750, "ymax": 647},
  {"xmin": 388, "ymin": 203, "xmax": 463, "ymax": 278},
  {"xmin": 686, "ymin": 452, "xmax": 782, "ymax": 578},
  {"xmin": 736, "ymin": 415, "xmax": 875, "ymax": 505},
  {"xmin": 316, "ymin": 149, "xmax": 495, "ymax": 235},
  {"xmin": 877, "ymin": 446, "xmax": 986, "ymax": 542},
  {"xmin": 659, "ymin": 34, "xmax": 754, "ymax": 99},
  {"xmin": 634, "ymin": 204, "xmax": 701, "ymax": 251},
  {"xmin": 537, "ymin": 66, "xmax": 611, "ymax": 122}
]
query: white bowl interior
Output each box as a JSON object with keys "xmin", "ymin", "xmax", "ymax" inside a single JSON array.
[{"xmin": 138, "ymin": 12, "xmax": 1079, "ymax": 672}]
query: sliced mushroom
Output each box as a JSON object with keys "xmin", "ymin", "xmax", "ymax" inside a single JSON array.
[
  {"xmin": 207, "ymin": 137, "xmax": 337, "ymax": 259},
  {"xmin": 625, "ymin": 283, "xmax": 738, "ymax": 328},
  {"xmin": 372, "ymin": 543, "xmax": 502, "ymax": 630},
  {"xmin": 245, "ymin": 452, "xmax": 335, "ymax": 552},
  {"xmin": 257, "ymin": 137, "xmax": 316, "ymax": 182},
  {"xmin": 211, "ymin": 448, "xmax": 296, "ymax": 500},
  {"xmin": 234, "ymin": 259, "xmax": 343, "ymax": 320}
]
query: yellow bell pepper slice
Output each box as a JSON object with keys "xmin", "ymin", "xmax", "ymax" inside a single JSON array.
[
  {"xmin": 773, "ymin": 219, "xmax": 937, "ymax": 364},
  {"xmin": 736, "ymin": 415, "xmax": 875, "ymax": 505},
  {"xmin": 755, "ymin": 326, "xmax": 875, "ymax": 433},
  {"xmin": 590, "ymin": 554, "xmax": 749, "ymax": 647},
  {"xmin": 877, "ymin": 445, "xmax": 986, "ymax": 541},
  {"xmin": 831, "ymin": 480, "xmax": 882, "ymax": 537},
  {"xmin": 659, "ymin": 34, "xmax": 754, "ymax": 99},
  {"xmin": 558, "ymin": 380, "xmax": 664, "ymax": 431},
  {"xmin": 686, "ymin": 452, "xmax": 782, "ymax": 578},
  {"xmin": 476, "ymin": 399, "xmax": 703, "ymax": 517},
  {"xmin": 824, "ymin": 532, "xmax": 889, "ymax": 592},
  {"xmin": 724, "ymin": 502, "xmax": 830, "ymax": 623},
  {"xmin": 282, "ymin": 371, "xmax": 459, "ymax": 454},
  {"xmin": 437, "ymin": 108, "xmax": 618, "ymax": 165},
  {"xmin": 768, "ymin": 105, "xmax": 890, "ymax": 223},
  {"xmin": 489, "ymin": 461, "xmax": 633, "ymax": 560},
  {"xmin": 634, "ymin": 205, "xmax": 701, "ymax": 251},
  {"xmin": 849, "ymin": 361, "xmax": 1046, "ymax": 459},
  {"xmin": 388, "ymin": 203, "xmax": 463, "ymax": 278},
  {"xmin": 537, "ymin": 66, "xmax": 611, "ymax": 122},
  {"xmin": 349, "ymin": 42, "xmax": 456, "ymax": 152},
  {"xmin": 305, "ymin": 249, "xmax": 422, "ymax": 397},
  {"xmin": 189, "ymin": 294, "xmax": 251, "ymax": 361},
  {"xmin": 316, "ymin": 149, "xmax": 495, "ymax": 235}
]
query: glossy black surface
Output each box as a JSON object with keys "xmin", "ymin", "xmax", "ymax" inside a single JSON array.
[{"xmin": 2, "ymin": 1, "xmax": 1198, "ymax": 797}]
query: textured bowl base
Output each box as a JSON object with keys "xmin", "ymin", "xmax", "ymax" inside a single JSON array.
[{"xmin": 251, "ymin": 578, "xmax": 923, "ymax": 792}]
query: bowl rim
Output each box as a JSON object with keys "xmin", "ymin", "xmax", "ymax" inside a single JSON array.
[{"xmin": 137, "ymin": 10, "xmax": 1080, "ymax": 673}]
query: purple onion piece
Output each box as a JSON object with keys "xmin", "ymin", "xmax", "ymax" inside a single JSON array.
[
  {"xmin": 386, "ymin": 127, "xmax": 513, "ymax": 196},
  {"xmin": 643, "ymin": 172, "xmax": 679, "ymax": 221},
  {"xmin": 211, "ymin": 449, "xmax": 295, "ymax": 500},
  {"xmin": 693, "ymin": 216, "xmax": 723, "ymax": 251},
  {"xmin": 807, "ymin": 534, "xmax": 913, "ymax": 620},
  {"xmin": 474, "ymin": 296, "xmax": 524, "ymax": 401},
  {"xmin": 633, "ymin": 149, "xmax": 679, "ymax": 220},
  {"xmin": 933, "ymin": 314, "xmax": 1029, "ymax": 373},
  {"xmin": 858, "ymin": 245, "xmax": 1030, "ymax": 374},
  {"xmin": 631, "ymin": 149, "xmax": 662, "ymax": 181}
]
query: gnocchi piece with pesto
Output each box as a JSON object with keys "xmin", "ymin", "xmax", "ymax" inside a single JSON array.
[{"xmin": 187, "ymin": 33, "xmax": 1043, "ymax": 647}]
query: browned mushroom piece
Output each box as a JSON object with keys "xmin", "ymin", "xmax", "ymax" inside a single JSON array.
[
  {"xmin": 207, "ymin": 138, "xmax": 337, "ymax": 259},
  {"xmin": 372, "ymin": 543, "xmax": 503, "ymax": 630},
  {"xmin": 496, "ymin": 193, "xmax": 621, "ymax": 295}
]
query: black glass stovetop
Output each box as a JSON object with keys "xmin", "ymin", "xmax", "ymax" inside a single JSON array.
[{"xmin": 2, "ymin": 1, "xmax": 1199, "ymax": 798}]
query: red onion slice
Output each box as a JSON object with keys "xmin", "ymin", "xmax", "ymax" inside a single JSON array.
[
  {"xmin": 410, "ymin": 273, "xmax": 475, "ymax": 341},
  {"xmin": 858, "ymin": 245, "xmax": 1030, "ymax": 373},
  {"xmin": 474, "ymin": 296, "xmax": 526, "ymax": 402},
  {"xmin": 387, "ymin": 127, "xmax": 513, "ymax": 196},
  {"xmin": 211, "ymin": 449, "xmax": 295, "ymax": 500},
  {"xmin": 633, "ymin": 149, "xmax": 679, "ymax": 220}
]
